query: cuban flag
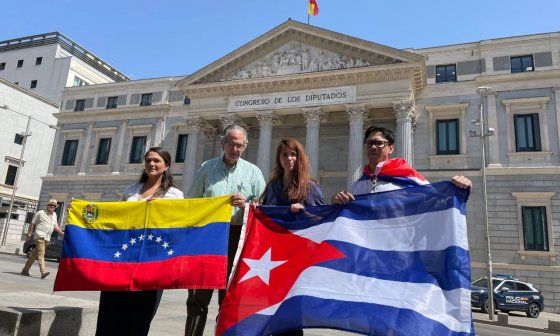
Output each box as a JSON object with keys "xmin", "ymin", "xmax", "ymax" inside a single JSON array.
[{"xmin": 217, "ymin": 181, "xmax": 472, "ymax": 336}]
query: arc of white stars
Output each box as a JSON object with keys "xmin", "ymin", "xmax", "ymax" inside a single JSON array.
[
  {"xmin": 162, "ymin": 241, "xmax": 169, "ymax": 249},
  {"xmin": 114, "ymin": 251, "xmax": 121, "ymax": 258},
  {"xmin": 121, "ymin": 243, "xmax": 128, "ymax": 251},
  {"xmin": 130, "ymin": 238, "xmax": 136, "ymax": 245},
  {"xmin": 138, "ymin": 234, "xmax": 144, "ymax": 241},
  {"xmin": 148, "ymin": 234, "xmax": 154, "ymax": 241},
  {"xmin": 155, "ymin": 236, "xmax": 162, "ymax": 243},
  {"xmin": 167, "ymin": 249, "xmax": 174, "ymax": 256},
  {"xmin": 239, "ymin": 248, "xmax": 287, "ymax": 285}
]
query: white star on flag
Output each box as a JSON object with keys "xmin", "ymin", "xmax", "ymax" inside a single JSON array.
[
  {"xmin": 239, "ymin": 248, "xmax": 287, "ymax": 285},
  {"xmin": 138, "ymin": 234, "xmax": 145, "ymax": 241},
  {"xmin": 167, "ymin": 249, "xmax": 174, "ymax": 256},
  {"xmin": 155, "ymin": 236, "xmax": 162, "ymax": 243},
  {"xmin": 162, "ymin": 241, "xmax": 169, "ymax": 249},
  {"xmin": 121, "ymin": 243, "xmax": 128, "ymax": 251},
  {"xmin": 148, "ymin": 234, "xmax": 153, "ymax": 240},
  {"xmin": 130, "ymin": 238, "xmax": 136, "ymax": 245},
  {"xmin": 114, "ymin": 251, "xmax": 121, "ymax": 258}
]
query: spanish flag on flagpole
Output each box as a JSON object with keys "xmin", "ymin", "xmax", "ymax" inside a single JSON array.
[{"xmin": 308, "ymin": 0, "xmax": 319, "ymax": 16}]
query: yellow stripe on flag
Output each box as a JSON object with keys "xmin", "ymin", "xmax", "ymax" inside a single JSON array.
[{"xmin": 67, "ymin": 196, "xmax": 233, "ymax": 230}]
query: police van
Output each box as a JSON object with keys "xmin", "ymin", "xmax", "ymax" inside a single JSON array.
[{"xmin": 471, "ymin": 274, "xmax": 544, "ymax": 318}]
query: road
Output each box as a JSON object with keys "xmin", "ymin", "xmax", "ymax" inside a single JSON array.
[{"xmin": 0, "ymin": 253, "xmax": 551, "ymax": 336}]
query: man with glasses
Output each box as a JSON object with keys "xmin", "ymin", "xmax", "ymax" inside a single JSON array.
[
  {"xmin": 21, "ymin": 199, "xmax": 64, "ymax": 279},
  {"xmin": 332, "ymin": 125, "xmax": 471, "ymax": 204},
  {"xmin": 185, "ymin": 124, "xmax": 266, "ymax": 336}
]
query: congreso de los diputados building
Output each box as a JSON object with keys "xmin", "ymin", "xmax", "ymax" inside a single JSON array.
[{"xmin": 39, "ymin": 20, "xmax": 560, "ymax": 311}]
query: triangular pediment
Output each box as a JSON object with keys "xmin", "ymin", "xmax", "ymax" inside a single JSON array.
[{"xmin": 179, "ymin": 20, "xmax": 425, "ymax": 86}]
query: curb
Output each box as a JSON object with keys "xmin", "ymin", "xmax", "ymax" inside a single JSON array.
[{"xmin": 473, "ymin": 318, "xmax": 560, "ymax": 335}]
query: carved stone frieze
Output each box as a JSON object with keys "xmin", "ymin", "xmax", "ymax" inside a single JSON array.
[
  {"xmin": 220, "ymin": 42, "xmax": 372, "ymax": 81},
  {"xmin": 393, "ymin": 100, "xmax": 415, "ymax": 120},
  {"xmin": 217, "ymin": 113, "xmax": 242, "ymax": 131},
  {"xmin": 184, "ymin": 117, "xmax": 206, "ymax": 130}
]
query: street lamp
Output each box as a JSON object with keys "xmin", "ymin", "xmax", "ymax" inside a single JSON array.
[{"xmin": 475, "ymin": 86, "xmax": 495, "ymax": 320}]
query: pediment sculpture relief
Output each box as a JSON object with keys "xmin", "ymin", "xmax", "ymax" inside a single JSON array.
[{"xmin": 220, "ymin": 42, "xmax": 372, "ymax": 81}]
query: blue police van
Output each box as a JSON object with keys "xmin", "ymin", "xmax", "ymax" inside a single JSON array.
[{"xmin": 471, "ymin": 274, "xmax": 544, "ymax": 318}]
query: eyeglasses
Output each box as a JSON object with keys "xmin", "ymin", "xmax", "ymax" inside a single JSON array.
[
  {"xmin": 225, "ymin": 141, "xmax": 245, "ymax": 150},
  {"xmin": 364, "ymin": 140, "xmax": 390, "ymax": 149}
]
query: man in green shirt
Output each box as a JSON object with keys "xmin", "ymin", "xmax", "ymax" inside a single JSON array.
[{"xmin": 185, "ymin": 124, "xmax": 265, "ymax": 336}]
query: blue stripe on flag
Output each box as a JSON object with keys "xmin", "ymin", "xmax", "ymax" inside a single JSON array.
[
  {"xmin": 223, "ymin": 295, "xmax": 473, "ymax": 336},
  {"xmin": 62, "ymin": 223, "xmax": 229, "ymax": 262},
  {"xmin": 316, "ymin": 241, "xmax": 471, "ymax": 291},
  {"xmin": 258, "ymin": 181, "xmax": 469, "ymax": 230}
]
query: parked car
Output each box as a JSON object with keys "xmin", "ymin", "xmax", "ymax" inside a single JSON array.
[
  {"xmin": 471, "ymin": 274, "xmax": 544, "ymax": 318},
  {"xmin": 23, "ymin": 231, "xmax": 63, "ymax": 261}
]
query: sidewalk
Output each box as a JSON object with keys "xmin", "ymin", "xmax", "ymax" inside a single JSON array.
[
  {"xmin": 473, "ymin": 310, "xmax": 560, "ymax": 334},
  {"xmin": 2, "ymin": 252, "xmax": 560, "ymax": 335}
]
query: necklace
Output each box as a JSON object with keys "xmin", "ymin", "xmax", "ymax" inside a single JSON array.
[{"xmin": 370, "ymin": 175, "xmax": 378, "ymax": 192}]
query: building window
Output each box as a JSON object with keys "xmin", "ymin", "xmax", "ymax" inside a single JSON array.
[
  {"xmin": 140, "ymin": 93, "xmax": 153, "ymax": 106},
  {"xmin": 25, "ymin": 212, "xmax": 34, "ymax": 223},
  {"xmin": 74, "ymin": 99, "xmax": 86, "ymax": 112},
  {"xmin": 73, "ymin": 76, "xmax": 88, "ymax": 87},
  {"xmin": 95, "ymin": 138, "xmax": 112, "ymax": 165},
  {"xmin": 183, "ymin": 96, "xmax": 191, "ymax": 105},
  {"xmin": 4, "ymin": 165, "xmax": 18, "ymax": 186},
  {"xmin": 511, "ymin": 55, "xmax": 534, "ymax": 73},
  {"xmin": 514, "ymin": 113, "xmax": 541, "ymax": 152},
  {"xmin": 14, "ymin": 133, "xmax": 24, "ymax": 145},
  {"xmin": 106, "ymin": 96, "xmax": 118, "ymax": 109},
  {"xmin": 436, "ymin": 119, "xmax": 459, "ymax": 154},
  {"xmin": 522, "ymin": 206, "xmax": 548, "ymax": 251},
  {"xmin": 61, "ymin": 139, "xmax": 79, "ymax": 166},
  {"xmin": 176, "ymin": 134, "xmax": 188, "ymax": 163},
  {"xmin": 16, "ymin": 60, "xmax": 24, "ymax": 68},
  {"xmin": 0, "ymin": 62, "xmax": 5, "ymax": 70},
  {"xmin": 129, "ymin": 136, "xmax": 147, "ymax": 163},
  {"xmin": 35, "ymin": 57, "xmax": 42, "ymax": 65},
  {"xmin": 435, "ymin": 64, "xmax": 457, "ymax": 83},
  {"xmin": 30, "ymin": 80, "xmax": 37, "ymax": 89}
]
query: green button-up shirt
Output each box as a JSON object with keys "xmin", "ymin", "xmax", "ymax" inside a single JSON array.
[{"xmin": 187, "ymin": 156, "xmax": 266, "ymax": 224}]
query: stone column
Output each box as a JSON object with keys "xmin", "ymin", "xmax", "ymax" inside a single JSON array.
[
  {"xmin": 256, "ymin": 111, "xmax": 277, "ymax": 178},
  {"xmin": 554, "ymin": 87, "xmax": 560, "ymax": 154},
  {"xmin": 181, "ymin": 117, "xmax": 205, "ymax": 194},
  {"xmin": 46, "ymin": 127, "xmax": 61, "ymax": 176},
  {"xmin": 393, "ymin": 100, "xmax": 415, "ymax": 163},
  {"xmin": 303, "ymin": 107, "xmax": 326, "ymax": 179},
  {"xmin": 111, "ymin": 120, "xmax": 128, "ymax": 175},
  {"xmin": 346, "ymin": 104, "xmax": 368, "ymax": 189},
  {"xmin": 78, "ymin": 124, "xmax": 93, "ymax": 176},
  {"xmin": 218, "ymin": 113, "xmax": 240, "ymax": 132},
  {"xmin": 486, "ymin": 90, "xmax": 501, "ymax": 167},
  {"xmin": 153, "ymin": 117, "xmax": 165, "ymax": 147}
]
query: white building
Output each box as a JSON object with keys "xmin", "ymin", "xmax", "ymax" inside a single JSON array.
[
  {"xmin": 0, "ymin": 32, "xmax": 129, "ymax": 249},
  {"xmin": 0, "ymin": 32, "xmax": 129, "ymax": 103},
  {"xmin": 42, "ymin": 21, "xmax": 560, "ymax": 311},
  {"xmin": 0, "ymin": 77, "xmax": 58, "ymax": 246}
]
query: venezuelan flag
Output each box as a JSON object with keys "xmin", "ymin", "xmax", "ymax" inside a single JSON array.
[
  {"xmin": 54, "ymin": 196, "xmax": 232, "ymax": 291},
  {"xmin": 308, "ymin": 0, "xmax": 319, "ymax": 16}
]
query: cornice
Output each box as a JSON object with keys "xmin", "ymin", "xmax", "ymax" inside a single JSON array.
[
  {"xmin": 476, "ymin": 69, "xmax": 560, "ymax": 84},
  {"xmin": 182, "ymin": 63, "xmax": 424, "ymax": 99},
  {"xmin": 425, "ymin": 102, "xmax": 470, "ymax": 112},
  {"xmin": 54, "ymin": 104, "xmax": 170, "ymax": 123}
]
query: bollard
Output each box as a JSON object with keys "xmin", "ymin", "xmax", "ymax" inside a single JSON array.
[
  {"xmin": 549, "ymin": 320, "xmax": 560, "ymax": 332},
  {"xmin": 497, "ymin": 312, "xmax": 509, "ymax": 326}
]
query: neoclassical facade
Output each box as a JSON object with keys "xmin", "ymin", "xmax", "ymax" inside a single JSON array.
[{"xmin": 40, "ymin": 21, "xmax": 560, "ymax": 311}]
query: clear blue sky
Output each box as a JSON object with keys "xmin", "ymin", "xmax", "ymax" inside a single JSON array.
[{"xmin": 2, "ymin": 0, "xmax": 559, "ymax": 79}]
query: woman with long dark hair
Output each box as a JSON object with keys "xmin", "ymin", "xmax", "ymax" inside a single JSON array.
[
  {"xmin": 96, "ymin": 147, "xmax": 183, "ymax": 336},
  {"xmin": 260, "ymin": 138, "xmax": 325, "ymax": 336}
]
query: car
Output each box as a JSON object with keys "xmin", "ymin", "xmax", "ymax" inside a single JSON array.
[
  {"xmin": 23, "ymin": 231, "xmax": 64, "ymax": 261},
  {"xmin": 471, "ymin": 274, "xmax": 544, "ymax": 318}
]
